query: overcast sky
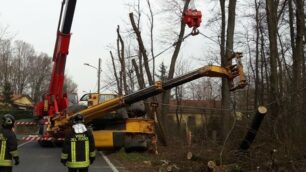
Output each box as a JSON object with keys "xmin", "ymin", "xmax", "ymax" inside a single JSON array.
[{"xmin": 0, "ymin": 0, "xmax": 213, "ymax": 97}]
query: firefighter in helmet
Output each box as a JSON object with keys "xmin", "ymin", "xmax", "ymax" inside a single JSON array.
[
  {"xmin": 0, "ymin": 114, "xmax": 19, "ymax": 172},
  {"xmin": 61, "ymin": 113, "xmax": 96, "ymax": 172}
]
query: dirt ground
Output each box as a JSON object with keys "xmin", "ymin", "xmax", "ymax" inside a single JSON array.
[
  {"xmin": 107, "ymin": 137, "xmax": 306, "ymax": 172},
  {"xmin": 107, "ymin": 139, "xmax": 214, "ymax": 172}
]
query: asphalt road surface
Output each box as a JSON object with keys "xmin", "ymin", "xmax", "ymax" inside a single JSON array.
[{"xmin": 14, "ymin": 142, "xmax": 126, "ymax": 172}]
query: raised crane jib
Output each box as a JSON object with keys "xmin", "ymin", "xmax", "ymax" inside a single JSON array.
[{"xmin": 35, "ymin": 0, "xmax": 77, "ymax": 118}]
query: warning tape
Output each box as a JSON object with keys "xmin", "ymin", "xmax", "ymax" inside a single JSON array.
[
  {"xmin": 20, "ymin": 135, "xmax": 64, "ymax": 141},
  {"xmin": 15, "ymin": 122, "xmax": 37, "ymax": 125},
  {"xmin": 15, "ymin": 121, "xmax": 49, "ymax": 125}
]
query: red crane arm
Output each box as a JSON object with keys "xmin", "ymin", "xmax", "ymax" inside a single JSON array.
[{"xmin": 35, "ymin": 0, "xmax": 77, "ymax": 118}]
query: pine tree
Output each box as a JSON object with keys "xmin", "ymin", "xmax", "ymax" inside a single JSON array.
[
  {"xmin": 2, "ymin": 82, "xmax": 13, "ymax": 107},
  {"xmin": 156, "ymin": 62, "xmax": 168, "ymax": 82}
]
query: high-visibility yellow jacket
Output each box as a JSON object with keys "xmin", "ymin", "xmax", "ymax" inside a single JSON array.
[
  {"xmin": 61, "ymin": 128, "xmax": 96, "ymax": 168},
  {"xmin": 0, "ymin": 128, "xmax": 18, "ymax": 167}
]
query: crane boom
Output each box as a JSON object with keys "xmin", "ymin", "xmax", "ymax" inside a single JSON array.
[
  {"xmin": 52, "ymin": 54, "xmax": 246, "ymax": 131},
  {"xmin": 35, "ymin": 0, "xmax": 77, "ymax": 118},
  {"xmin": 81, "ymin": 66, "xmax": 233, "ymax": 121}
]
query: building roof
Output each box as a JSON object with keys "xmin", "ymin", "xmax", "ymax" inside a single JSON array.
[
  {"xmin": 0, "ymin": 95, "xmax": 34, "ymax": 108},
  {"xmin": 168, "ymin": 99, "xmax": 221, "ymax": 114}
]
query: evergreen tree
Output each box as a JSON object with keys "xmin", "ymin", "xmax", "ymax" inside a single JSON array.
[
  {"xmin": 2, "ymin": 82, "xmax": 13, "ymax": 106},
  {"xmin": 156, "ymin": 62, "xmax": 168, "ymax": 82}
]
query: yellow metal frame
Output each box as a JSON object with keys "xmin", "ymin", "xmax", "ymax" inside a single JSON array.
[{"xmin": 93, "ymin": 118, "xmax": 155, "ymax": 148}]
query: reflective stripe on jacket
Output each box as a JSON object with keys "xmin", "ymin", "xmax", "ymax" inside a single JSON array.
[
  {"xmin": 0, "ymin": 128, "xmax": 18, "ymax": 167},
  {"xmin": 61, "ymin": 129, "xmax": 96, "ymax": 168}
]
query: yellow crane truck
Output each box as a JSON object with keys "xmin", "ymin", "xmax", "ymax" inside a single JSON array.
[
  {"xmin": 45, "ymin": 52, "xmax": 246, "ymax": 151},
  {"xmin": 32, "ymin": 0, "xmax": 246, "ymax": 152}
]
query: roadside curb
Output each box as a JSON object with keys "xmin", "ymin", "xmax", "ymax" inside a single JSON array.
[
  {"xmin": 99, "ymin": 151, "xmax": 121, "ymax": 172},
  {"xmin": 18, "ymin": 141, "xmax": 31, "ymax": 148}
]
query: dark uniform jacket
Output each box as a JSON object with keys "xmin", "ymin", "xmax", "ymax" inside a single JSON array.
[
  {"xmin": 61, "ymin": 127, "xmax": 96, "ymax": 168},
  {"xmin": 0, "ymin": 128, "xmax": 18, "ymax": 166}
]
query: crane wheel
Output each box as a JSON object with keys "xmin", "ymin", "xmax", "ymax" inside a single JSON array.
[{"xmin": 124, "ymin": 134, "xmax": 150, "ymax": 153}]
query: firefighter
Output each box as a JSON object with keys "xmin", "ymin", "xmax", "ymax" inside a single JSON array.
[
  {"xmin": 61, "ymin": 114, "xmax": 96, "ymax": 172},
  {"xmin": 0, "ymin": 114, "xmax": 19, "ymax": 172}
]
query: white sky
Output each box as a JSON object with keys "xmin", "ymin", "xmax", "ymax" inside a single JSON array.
[
  {"xmin": 0, "ymin": 0, "xmax": 217, "ymax": 97},
  {"xmin": 0, "ymin": 0, "xmax": 130, "ymax": 95}
]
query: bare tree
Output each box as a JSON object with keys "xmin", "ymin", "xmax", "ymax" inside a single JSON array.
[
  {"xmin": 110, "ymin": 51, "xmax": 122, "ymax": 95},
  {"xmin": 293, "ymin": 0, "xmax": 305, "ymax": 116},
  {"xmin": 11, "ymin": 40, "xmax": 35, "ymax": 94},
  {"xmin": 116, "ymin": 25, "xmax": 129, "ymax": 95},
  {"xmin": 129, "ymin": 3, "xmax": 170, "ymax": 144},
  {"xmin": 146, "ymin": 0, "xmax": 156, "ymax": 82},
  {"xmin": 0, "ymin": 39, "xmax": 12, "ymax": 85},
  {"xmin": 266, "ymin": 0, "xmax": 280, "ymax": 119},
  {"xmin": 159, "ymin": 0, "xmax": 190, "ymax": 139},
  {"xmin": 219, "ymin": 0, "xmax": 237, "ymax": 141},
  {"xmin": 129, "ymin": 12, "xmax": 154, "ymax": 85},
  {"xmin": 28, "ymin": 53, "xmax": 52, "ymax": 102}
]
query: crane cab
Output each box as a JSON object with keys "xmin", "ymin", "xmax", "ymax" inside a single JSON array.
[{"xmin": 79, "ymin": 93, "xmax": 117, "ymax": 107}]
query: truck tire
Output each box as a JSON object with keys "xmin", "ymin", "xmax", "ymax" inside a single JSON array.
[{"xmin": 124, "ymin": 134, "xmax": 149, "ymax": 153}]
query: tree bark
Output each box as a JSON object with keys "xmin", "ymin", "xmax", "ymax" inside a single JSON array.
[
  {"xmin": 110, "ymin": 51, "xmax": 121, "ymax": 95},
  {"xmin": 146, "ymin": 0, "xmax": 155, "ymax": 82},
  {"xmin": 254, "ymin": 0, "xmax": 261, "ymax": 108},
  {"xmin": 129, "ymin": 12, "xmax": 154, "ymax": 85},
  {"xmin": 117, "ymin": 25, "xmax": 128, "ymax": 95},
  {"xmin": 265, "ymin": 0, "xmax": 280, "ymax": 119},
  {"xmin": 295, "ymin": 0, "xmax": 305, "ymax": 116},
  {"xmin": 132, "ymin": 59, "xmax": 145, "ymax": 89},
  {"xmin": 220, "ymin": 0, "xmax": 237, "ymax": 141}
]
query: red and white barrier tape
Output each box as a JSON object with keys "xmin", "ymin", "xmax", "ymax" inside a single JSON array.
[
  {"xmin": 20, "ymin": 135, "xmax": 64, "ymax": 141},
  {"xmin": 16, "ymin": 122, "xmax": 37, "ymax": 125},
  {"xmin": 16, "ymin": 121, "xmax": 49, "ymax": 125}
]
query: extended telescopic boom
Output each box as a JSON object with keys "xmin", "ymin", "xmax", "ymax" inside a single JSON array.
[
  {"xmin": 52, "ymin": 53, "xmax": 246, "ymax": 131},
  {"xmin": 35, "ymin": 0, "xmax": 77, "ymax": 118}
]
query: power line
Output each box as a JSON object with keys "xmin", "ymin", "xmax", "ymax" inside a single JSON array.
[
  {"xmin": 152, "ymin": 33, "xmax": 192, "ymax": 59},
  {"xmin": 198, "ymin": 31, "xmax": 235, "ymax": 53}
]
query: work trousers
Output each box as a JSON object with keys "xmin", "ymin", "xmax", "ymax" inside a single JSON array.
[
  {"xmin": 0, "ymin": 166, "xmax": 12, "ymax": 172},
  {"xmin": 68, "ymin": 167, "xmax": 88, "ymax": 172}
]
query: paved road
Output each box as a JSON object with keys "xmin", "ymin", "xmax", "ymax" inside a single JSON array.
[{"xmin": 14, "ymin": 142, "xmax": 125, "ymax": 172}]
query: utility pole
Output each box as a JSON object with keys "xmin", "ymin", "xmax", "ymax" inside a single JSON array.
[
  {"xmin": 97, "ymin": 58, "xmax": 101, "ymax": 95},
  {"xmin": 84, "ymin": 58, "xmax": 102, "ymax": 103}
]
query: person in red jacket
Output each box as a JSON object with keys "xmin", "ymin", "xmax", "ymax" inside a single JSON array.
[
  {"xmin": 0, "ymin": 114, "xmax": 19, "ymax": 172},
  {"xmin": 61, "ymin": 114, "xmax": 96, "ymax": 172}
]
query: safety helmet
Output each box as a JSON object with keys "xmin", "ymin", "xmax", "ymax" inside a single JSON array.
[
  {"xmin": 2, "ymin": 114, "xmax": 15, "ymax": 128},
  {"xmin": 72, "ymin": 113, "xmax": 84, "ymax": 124}
]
